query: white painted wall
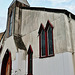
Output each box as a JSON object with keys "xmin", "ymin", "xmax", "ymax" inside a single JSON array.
[
  {"xmin": 11, "ymin": 52, "xmax": 74, "ymax": 75},
  {"xmin": 33, "ymin": 52, "xmax": 74, "ymax": 75},
  {"xmin": 12, "ymin": 52, "xmax": 73, "ymax": 75},
  {"xmin": 69, "ymin": 16, "xmax": 75, "ymax": 74},
  {"xmin": 12, "ymin": 50, "xmax": 27, "ymax": 75},
  {"xmin": 21, "ymin": 9, "xmax": 68, "ymax": 56},
  {"xmin": 1, "ymin": 36, "xmax": 17, "ymax": 62}
]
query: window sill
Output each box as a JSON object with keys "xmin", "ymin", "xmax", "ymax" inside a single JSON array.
[{"xmin": 39, "ymin": 54, "xmax": 55, "ymax": 59}]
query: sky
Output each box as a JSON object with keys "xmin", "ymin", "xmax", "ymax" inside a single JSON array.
[{"xmin": 0, "ymin": 0, "xmax": 75, "ymax": 33}]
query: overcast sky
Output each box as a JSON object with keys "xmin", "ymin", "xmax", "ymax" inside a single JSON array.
[{"xmin": 0, "ymin": 0, "xmax": 75, "ymax": 33}]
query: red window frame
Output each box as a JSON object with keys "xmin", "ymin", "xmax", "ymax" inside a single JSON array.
[
  {"xmin": 38, "ymin": 20, "xmax": 54, "ymax": 58},
  {"xmin": 45, "ymin": 20, "xmax": 54, "ymax": 57},
  {"xmin": 0, "ymin": 45, "xmax": 3, "ymax": 53},
  {"xmin": 1, "ymin": 49, "xmax": 12, "ymax": 75},
  {"xmin": 28, "ymin": 45, "xmax": 33, "ymax": 75},
  {"xmin": 38, "ymin": 24, "xmax": 46, "ymax": 58}
]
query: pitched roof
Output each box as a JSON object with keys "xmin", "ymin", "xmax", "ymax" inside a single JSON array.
[
  {"xmin": 9, "ymin": 0, "xmax": 30, "ymax": 7},
  {"xmin": 17, "ymin": 0, "xmax": 30, "ymax": 6}
]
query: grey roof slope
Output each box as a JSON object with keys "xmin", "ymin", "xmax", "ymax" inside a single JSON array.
[
  {"xmin": 21, "ymin": 7, "xmax": 75, "ymax": 20},
  {"xmin": 17, "ymin": 0, "xmax": 30, "ymax": 6},
  {"xmin": 9, "ymin": 0, "xmax": 30, "ymax": 7}
]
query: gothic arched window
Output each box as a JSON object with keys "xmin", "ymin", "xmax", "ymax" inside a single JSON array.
[
  {"xmin": 9, "ymin": 11, "xmax": 13, "ymax": 36},
  {"xmin": 45, "ymin": 20, "xmax": 54, "ymax": 56},
  {"xmin": 41, "ymin": 29, "xmax": 46, "ymax": 56},
  {"xmin": 38, "ymin": 20, "xmax": 54, "ymax": 58},
  {"xmin": 28, "ymin": 45, "xmax": 33, "ymax": 75},
  {"xmin": 38, "ymin": 24, "xmax": 46, "ymax": 57},
  {"xmin": 47, "ymin": 25, "xmax": 53, "ymax": 55}
]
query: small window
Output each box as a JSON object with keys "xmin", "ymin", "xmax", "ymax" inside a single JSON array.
[
  {"xmin": 29, "ymin": 53, "xmax": 32, "ymax": 74},
  {"xmin": 9, "ymin": 12, "xmax": 13, "ymax": 36},
  {"xmin": 28, "ymin": 45, "xmax": 33, "ymax": 75},
  {"xmin": 38, "ymin": 24, "xmax": 46, "ymax": 57},
  {"xmin": 41, "ymin": 29, "xmax": 46, "ymax": 56},
  {"xmin": 47, "ymin": 25, "xmax": 53, "ymax": 55},
  {"xmin": 38, "ymin": 20, "xmax": 54, "ymax": 58}
]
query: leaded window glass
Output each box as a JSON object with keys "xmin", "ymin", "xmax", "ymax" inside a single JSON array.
[
  {"xmin": 29, "ymin": 53, "xmax": 32, "ymax": 74},
  {"xmin": 9, "ymin": 12, "xmax": 13, "ymax": 36},
  {"xmin": 47, "ymin": 25, "xmax": 53, "ymax": 55},
  {"xmin": 41, "ymin": 29, "xmax": 46, "ymax": 56},
  {"xmin": 28, "ymin": 46, "xmax": 33, "ymax": 75}
]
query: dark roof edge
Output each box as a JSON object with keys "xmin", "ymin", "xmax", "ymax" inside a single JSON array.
[
  {"xmin": 20, "ymin": 7, "xmax": 75, "ymax": 20},
  {"xmin": 0, "ymin": 30, "xmax": 6, "ymax": 41}
]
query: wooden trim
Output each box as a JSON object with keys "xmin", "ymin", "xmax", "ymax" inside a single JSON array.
[
  {"xmin": 48, "ymin": 20, "xmax": 54, "ymax": 28},
  {"xmin": 1, "ymin": 50, "xmax": 12, "ymax": 75},
  {"xmin": 39, "ymin": 54, "xmax": 54, "ymax": 59},
  {"xmin": 45, "ymin": 20, "xmax": 54, "ymax": 31},
  {"xmin": 39, "ymin": 34, "xmax": 41, "ymax": 58},
  {"xmin": 9, "ymin": 52, "xmax": 12, "ymax": 75},
  {"xmin": 38, "ymin": 23, "xmax": 45, "ymax": 34}
]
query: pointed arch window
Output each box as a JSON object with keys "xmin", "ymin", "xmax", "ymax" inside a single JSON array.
[
  {"xmin": 9, "ymin": 11, "xmax": 13, "ymax": 36},
  {"xmin": 47, "ymin": 26, "xmax": 53, "ymax": 55},
  {"xmin": 38, "ymin": 20, "xmax": 54, "ymax": 58},
  {"xmin": 1, "ymin": 49, "xmax": 12, "ymax": 75},
  {"xmin": 38, "ymin": 24, "xmax": 46, "ymax": 57},
  {"xmin": 28, "ymin": 45, "xmax": 33, "ymax": 75},
  {"xmin": 41, "ymin": 29, "xmax": 46, "ymax": 56},
  {"xmin": 45, "ymin": 20, "xmax": 54, "ymax": 56}
]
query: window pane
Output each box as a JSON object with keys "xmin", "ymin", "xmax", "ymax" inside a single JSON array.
[
  {"xmin": 9, "ymin": 23, "xmax": 12, "ymax": 36},
  {"xmin": 48, "ymin": 26, "xmax": 53, "ymax": 55},
  {"xmin": 10, "ymin": 13, "xmax": 13, "ymax": 23},
  {"xmin": 41, "ymin": 29, "xmax": 46, "ymax": 56},
  {"xmin": 9, "ymin": 12, "xmax": 13, "ymax": 36},
  {"xmin": 29, "ymin": 54, "xmax": 32, "ymax": 74}
]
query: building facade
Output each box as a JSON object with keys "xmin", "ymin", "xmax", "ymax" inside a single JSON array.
[{"xmin": 0, "ymin": 0, "xmax": 75, "ymax": 75}]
